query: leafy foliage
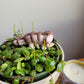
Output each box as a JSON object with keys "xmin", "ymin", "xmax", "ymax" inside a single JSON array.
[{"xmin": 0, "ymin": 28, "xmax": 64, "ymax": 84}]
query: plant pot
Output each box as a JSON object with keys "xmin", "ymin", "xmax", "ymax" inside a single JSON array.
[
  {"xmin": 0, "ymin": 42, "xmax": 64, "ymax": 84},
  {"xmin": 31, "ymin": 42, "xmax": 64, "ymax": 84}
]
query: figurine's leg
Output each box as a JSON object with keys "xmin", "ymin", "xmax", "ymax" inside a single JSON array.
[
  {"xmin": 35, "ymin": 42, "xmax": 40, "ymax": 49},
  {"xmin": 29, "ymin": 43, "xmax": 34, "ymax": 49},
  {"xmin": 46, "ymin": 35, "xmax": 53, "ymax": 47},
  {"xmin": 26, "ymin": 35, "xmax": 35, "ymax": 49}
]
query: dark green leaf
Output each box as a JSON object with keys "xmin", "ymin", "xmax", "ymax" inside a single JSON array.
[
  {"xmin": 25, "ymin": 63, "xmax": 31, "ymax": 71},
  {"xmin": 24, "ymin": 69, "xmax": 30, "ymax": 75}
]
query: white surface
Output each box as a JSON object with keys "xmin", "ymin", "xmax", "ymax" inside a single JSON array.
[{"xmin": 64, "ymin": 61, "xmax": 84, "ymax": 83}]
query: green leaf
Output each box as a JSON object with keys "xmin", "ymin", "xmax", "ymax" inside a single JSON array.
[
  {"xmin": 2, "ymin": 50, "xmax": 8, "ymax": 56},
  {"xmin": 22, "ymin": 49, "xmax": 30, "ymax": 56},
  {"xmin": 54, "ymin": 38, "xmax": 59, "ymax": 42},
  {"xmin": 17, "ymin": 62, "xmax": 22, "ymax": 70},
  {"xmin": 47, "ymin": 47, "xmax": 56, "ymax": 51},
  {"xmin": 11, "ymin": 67, "xmax": 16, "ymax": 71},
  {"xmin": 40, "ymin": 56, "xmax": 46, "ymax": 62},
  {"xmin": 14, "ymin": 48, "xmax": 22, "ymax": 54},
  {"xmin": 7, "ymin": 42, "xmax": 12, "ymax": 46},
  {"xmin": 6, "ymin": 38, "xmax": 15, "ymax": 42},
  {"xmin": 36, "ymin": 64, "xmax": 43, "ymax": 72},
  {"xmin": 0, "ymin": 63, "xmax": 8, "ymax": 71},
  {"xmin": 49, "ymin": 79, "xmax": 53, "ymax": 82},
  {"xmin": 0, "ymin": 61, "xmax": 11, "ymax": 71},
  {"xmin": 4, "ymin": 69, "xmax": 13, "ymax": 77},
  {"xmin": 13, "ymin": 52, "xmax": 21, "ymax": 59},
  {"xmin": 13, "ymin": 78, "xmax": 19, "ymax": 84},
  {"xmin": 55, "ymin": 50, "xmax": 62, "ymax": 56},
  {"xmin": 22, "ymin": 63, "xmax": 25, "ymax": 67},
  {"xmin": 49, "ymin": 58, "xmax": 56, "ymax": 65},
  {"xmin": 14, "ymin": 57, "xmax": 24, "ymax": 62},
  {"xmin": 45, "ymin": 65, "xmax": 55, "ymax": 72},
  {"xmin": 30, "ymin": 54, "xmax": 34, "ymax": 58},
  {"xmin": 30, "ymin": 70, "xmax": 36, "ymax": 76},
  {"xmin": 57, "ymin": 63, "xmax": 63, "ymax": 72},
  {"xmin": 45, "ymin": 58, "xmax": 55, "ymax": 66},
  {"xmin": 61, "ymin": 60, "xmax": 65, "ymax": 65},
  {"xmin": 25, "ymin": 63, "xmax": 31, "ymax": 71},
  {"xmin": 24, "ymin": 69, "xmax": 30, "ymax": 75},
  {"xmin": 49, "ymin": 51, "xmax": 56, "ymax": 55},
  {"xmin": 25, "ymin": 56, "xmax": 30, "ymax": 60},
  {"xmin": 0, "ymin": 50, "xmax": 2, "ymax": 53},
  {"xmin": 31, "ymin": 59, "xmax": 38, "ymax": 66},
  {"xmin": 3, "ymin": 50, "xmax": 13, "ymax": 59},
  {"xmin": 1, "ymin": 45, "xmax": 7, "ymax": 49},
  {"xmin": 15, "ymin": 69, "xmax": 25, "ymax": 76},
  {"xmin": 43, "ymin": 51, "xmax": 48, "ymax": 55}
]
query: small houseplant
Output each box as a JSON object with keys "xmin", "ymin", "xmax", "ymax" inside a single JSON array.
[{"xmin": 0, "ymin": 24, "xmax": 65, "ymax": 84}]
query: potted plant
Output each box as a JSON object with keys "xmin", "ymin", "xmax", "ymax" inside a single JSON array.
[{"xmin": 0, "ymin": 25, "xmax": 64, "ymax": 84}]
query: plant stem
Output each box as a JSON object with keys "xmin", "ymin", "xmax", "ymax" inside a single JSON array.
[
  {"xmin": 49, "ymin": 72, "xmax": 53, "ymax": 82},
  {"xmin": 31, "ymin": 77, "xmax": 34, "ymax": 84},
  {"xmin": 13, "ymin": 24, "xmax": 16, "ymax": 35},
  {"xmin": 32, "ymin": 21, "xmax": 34, "ymax": 32},
  {"xmin": 33, "ymin": 43, "xmax": 35, "ymax": 59},
  {"xmin": 44, "ymin": 40, "xmax": 46, "ymax": 51},
  {"xmin": 20, "ymin": 22, "xmax": 24, "ymax": 35}
]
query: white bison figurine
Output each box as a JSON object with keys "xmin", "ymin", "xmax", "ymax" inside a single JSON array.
[{"xmin": 13, "ymin": 31, "xmax": 54, "ymax": 50}]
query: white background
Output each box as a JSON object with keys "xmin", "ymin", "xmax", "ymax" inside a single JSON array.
[{"xmin": 0, "ymin": 0, "xmax": 84, "ymax": 60}]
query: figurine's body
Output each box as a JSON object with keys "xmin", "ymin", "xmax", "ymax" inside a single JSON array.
[{"xmin": 13, "ymin": 31, "xmax": 54, "ymax": 50}]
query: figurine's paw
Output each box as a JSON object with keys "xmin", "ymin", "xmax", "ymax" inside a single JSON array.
[
  {"xmin": 29, "ymin": 43, "xmax": 35, "ymax": 49},
  {"xmin": 48, "ymin": 43, "xmax": 54, "ymax": 47}
]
